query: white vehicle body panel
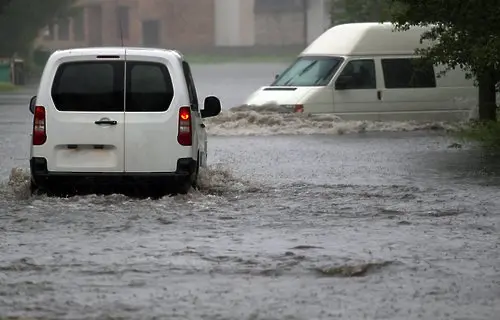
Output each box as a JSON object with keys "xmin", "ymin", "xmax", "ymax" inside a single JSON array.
[
  {"xmin": 123, "ymin": 49, "xmax": 190, "ymax": 173},
  {"xmin": 32, "ymin": 48, "xmax": 126, "ymax": 173},
  {"xmin": 31, "ymin": 47, "xmax": 204, "ymax": 174},
  {"xmin": 244, "ymin": 23, "xmax": 478, "ymax": 122}
]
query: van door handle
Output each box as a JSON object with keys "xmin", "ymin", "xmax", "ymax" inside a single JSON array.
[
  {"xmin": 95, "ymin": 120, "xmax": 117, "ymax": 125},
  {"xmin": 377, "ymin": 90, "xmax": 382, "ymax": 100},
  {"xmin": 200, "ymin": 123, "xmax": 206, "ymax": 128}
]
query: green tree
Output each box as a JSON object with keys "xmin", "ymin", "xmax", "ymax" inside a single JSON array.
[
  {"xmin": 0, "ymin": 0, "xmax": 77, "ymax": 57},
  {"xmin": 389, "ymin": 0, "xmax": 500, "ymax": 121},
  {"xmin": 0, "ymin": 0, "xmax": 13, "ymax": 15},
  {"xmin": 330, "ymin": 0, "xmax": 391, "ymax": 25}
]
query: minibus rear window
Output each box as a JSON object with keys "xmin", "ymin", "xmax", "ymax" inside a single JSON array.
[
  {"xmin": 51, "ymin": 61, "xmax": 124, "ymax": 112},
  {"xmin": 272, "ymin": 56, "xmax": 344, "ymax": 87}
]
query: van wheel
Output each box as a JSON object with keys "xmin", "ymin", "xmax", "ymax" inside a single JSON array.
[
  {"xmin": 191, "ymin": 159, "xmax": 200, "ymax": 189},
  {"xmin": 177, "ymin": 178, "xmax": 191, "ymax": 195},
  {"xmin": 29, "ymin": 180, "xmax": 38, "ymax": 195}
]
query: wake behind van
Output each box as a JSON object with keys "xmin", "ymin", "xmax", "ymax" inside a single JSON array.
[{"xmin": 244, "ymin": 22, "xmax": 477, "ymax": 122}]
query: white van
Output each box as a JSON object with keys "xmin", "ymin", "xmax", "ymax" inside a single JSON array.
[
  {"xmin": 29, "ymin": 47, "xmax": 221, "ymax": 196},
  {"xmin": 244, "ymin": 22, "xmax": 477, "ymax": 122}
]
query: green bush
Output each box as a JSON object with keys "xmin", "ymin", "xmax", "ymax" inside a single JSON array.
[
  {"xmin": 0, "ymin": 81, "xmax": 18, "ymax": 92},
  {"xmin": 455, "ymin": 120, "xmax": 500, "ymax": 148}
]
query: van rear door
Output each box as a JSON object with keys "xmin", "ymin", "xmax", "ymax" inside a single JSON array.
[
  {"xmin": 123, "ymin": 51, "xmax": 180, "ymax": 173},
  {"xmin": 46, "ymin": 54, "xmax": 125, "ymax": 172}
]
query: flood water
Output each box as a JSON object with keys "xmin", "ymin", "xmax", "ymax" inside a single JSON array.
[{"xmin": 0, "ymin": 63, "xmax": 499, "ymax": 320}]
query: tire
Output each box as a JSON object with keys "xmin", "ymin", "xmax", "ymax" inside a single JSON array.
[
  {"xmin": 30, "ymin": 177, "xmax": 52, "ymax": 196},
  {"xmin": 149, "ymin": 185, "xmax": 169, "ymax": 199},
  {"xmin": 177, "ymin": 177, "xmax": 191, "ymax": 195},
  {"xmin": 29, "ymin": 179, "xmax": 38, "ymax": 195},
  {"xmin": 31, "ymin": 178, "xmax": 73, "ymax": 198},
  {"xmin": 177, "ymin": 156, "xmax": 199, "ymax": 194},
  {"xmin": 191, "ymin": 158, "xmax": 200, "ymax": 189}
]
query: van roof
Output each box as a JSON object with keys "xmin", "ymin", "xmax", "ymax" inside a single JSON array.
[
  {"xmin": 50, "ymin": 47, "xmax": 184, "ymax": 59},
  {"xmin": 301, "ymin": 22, "xmax": 434, "ymax": 56}
]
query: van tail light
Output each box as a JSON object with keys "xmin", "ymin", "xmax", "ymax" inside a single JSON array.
[
  {"xmin": 32, "ymin": 106, "xmax": 47, "ymax": 145},
  {"xmin": 294, "ymin": 104, "xmax": 304, "ymax": 113},
  {"xmin": 177, "ymin": 106, "xmax": 192, "ymax": 146}
]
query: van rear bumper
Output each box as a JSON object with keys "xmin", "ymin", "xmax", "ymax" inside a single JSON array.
[{"xmin": 30, "ymin": 157, "xmax": 196, "ymax": 193}]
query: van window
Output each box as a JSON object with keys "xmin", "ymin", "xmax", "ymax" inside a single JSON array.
[
  {"xmin": 182, "ymin": 61, "xmax": 199, "ymax": 111},
  {"xmin": 381, "ymin": 58, "xmax": 436, "ymax": 88},
  {"xmin": 126, "ymin": 62, "xmax": 174, "ymax": 112},
  {"xmin": 336, "ymin": 59, "xmax": 376, "ymax": 89},
  {"xmin": 51, "ymin": 61, "xmax": 124, "ymax": 112},
  {"xmin": 272, "ymin": 56, "xmax": 344, "ymax": 87}
]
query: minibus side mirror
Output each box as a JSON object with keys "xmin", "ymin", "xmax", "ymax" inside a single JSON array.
[
  {"xmin": 201, "ymin": 96, "xmax": 221, "ymax": 118},
  {"xmin": 29, "ymin": 95, "xmax": 36, "ymax": 114},
  {"xmin": 275, "ymin": 74, "xmax": 279, "ymax": 80}
]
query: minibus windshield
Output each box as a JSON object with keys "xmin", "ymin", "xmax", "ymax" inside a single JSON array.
[{"xmin": 271, "ymin": 56, "xmax": 344, "ymax": 87}]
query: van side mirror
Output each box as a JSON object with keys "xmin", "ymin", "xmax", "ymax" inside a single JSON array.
[
  {"xmin": 29, "ymin": 95, "xmax": 36, "ymax": 114},
  {"xmin": 275, "ymin": 74, "xmax": 279, "ymax": 80},
  {"xmin": 335, "ymin": 75, "xmax": 353, "ymax": 90},
  {"xmin": 201, "ymin": 96, "xmax": 221, "ymax": 118}
]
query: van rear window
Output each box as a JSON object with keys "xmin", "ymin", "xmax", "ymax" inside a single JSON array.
[
  {"xmin": 51, "ymin": 61, "xmax": 124, "ymax": 112},
  {"xmin": 126, "ymin": 62, "xmax": 174, "ymax": 112}
]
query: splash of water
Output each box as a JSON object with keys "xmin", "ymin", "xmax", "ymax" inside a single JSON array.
[
  {"xmin": 197, "ymin": 164, "xmax": 261, "ymax": 194},
  {"xmin": 5, "ymin": 167, "xmax": 31, "ymax": 200},
  {"xmin": 2, "ymin": 165, "xmax": 259, "ymax": 200},
  {"xmin": 205, "ymin": 104, "xmax": 468, "ymax": 136}
]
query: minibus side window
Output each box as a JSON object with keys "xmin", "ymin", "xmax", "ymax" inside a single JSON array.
[
  {"xmin": 336, "ymin": 59, "xmax": 376, "ymax": 90},
  {"xmin": 381, "ymin": 58, "xmax": 436, "ymax": 88}
]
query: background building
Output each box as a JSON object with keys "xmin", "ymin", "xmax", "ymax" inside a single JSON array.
[{"xmin": 35, "ymin": 0, "xmax": 331, "ymax": 54}]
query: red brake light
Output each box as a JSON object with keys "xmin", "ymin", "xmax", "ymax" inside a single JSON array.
[
  {"xmin": 33, "ymin": 106, "xmax": 46, "ymax": 145},
  {"xmin": 180, "ymin": 110, "xmax": 190, "ymax": 120},
  {"xmin": 177, "ymin": 106, "xmax": 192, "ymax": 146},
  {"xmin": 294, "ymin": 104, "xmax": 304, "ymax": 113}
]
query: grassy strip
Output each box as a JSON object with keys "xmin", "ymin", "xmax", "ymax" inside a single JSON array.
[
  {"xmin": 183, "ymin": 54, "xmax": 296, "ymax": 64},
  {"xmin": 0, "ymin": 81, "xmax": 18, "ymax": 92},
  {"xmin": 454, "ymin": 120, "xmax": 500, "ymax": 148}
]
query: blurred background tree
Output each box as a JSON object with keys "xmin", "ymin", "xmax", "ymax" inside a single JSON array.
[
  {"xmin": 330, "ymin": 0, "xmax": 391, "ymax": 25},
  {"xmin": 329, "ymin": 0, "xmax": 500, "ymax": 121},
  {"xmin": 0, "ymin": 0, "xmax": 76, "ymax": 57}
]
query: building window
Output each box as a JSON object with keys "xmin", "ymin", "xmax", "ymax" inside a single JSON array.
[
  {"xmin": 116, "ymin": 5, "xmax": 130, "ymax": 39},
  {"xmin": 73, "ymin": 8, "xmax": 85, "ymax": 41},
  {"xmin": 381, "ymin": 58, "xmax": 436, "ymax": 89},
  {"xmin": 57, "ymin": 18, "xmax": 70, "ymax": 41}
]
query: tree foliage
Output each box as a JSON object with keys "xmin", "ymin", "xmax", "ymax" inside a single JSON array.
[
  {"xmin": 0, "ymin": 0, "xmax": 76, "ymax": 57},
  {"xmin": 389, "ymin": 0, "xmax": 500, "ymax": 121},
  {"xmin": 329, "ymin": 0, "xmax": 500, "ymax": 121},
  {"xmin": 330, "ymin": 0, "xmax": 391, "ymax": 25},
  {"xmin": 390, "ymin": 0, "xmax": 500, "ymax": 78},
  {"xmin": 0, "ymin": 0, "xmax": 13, "ymax": 15}
]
